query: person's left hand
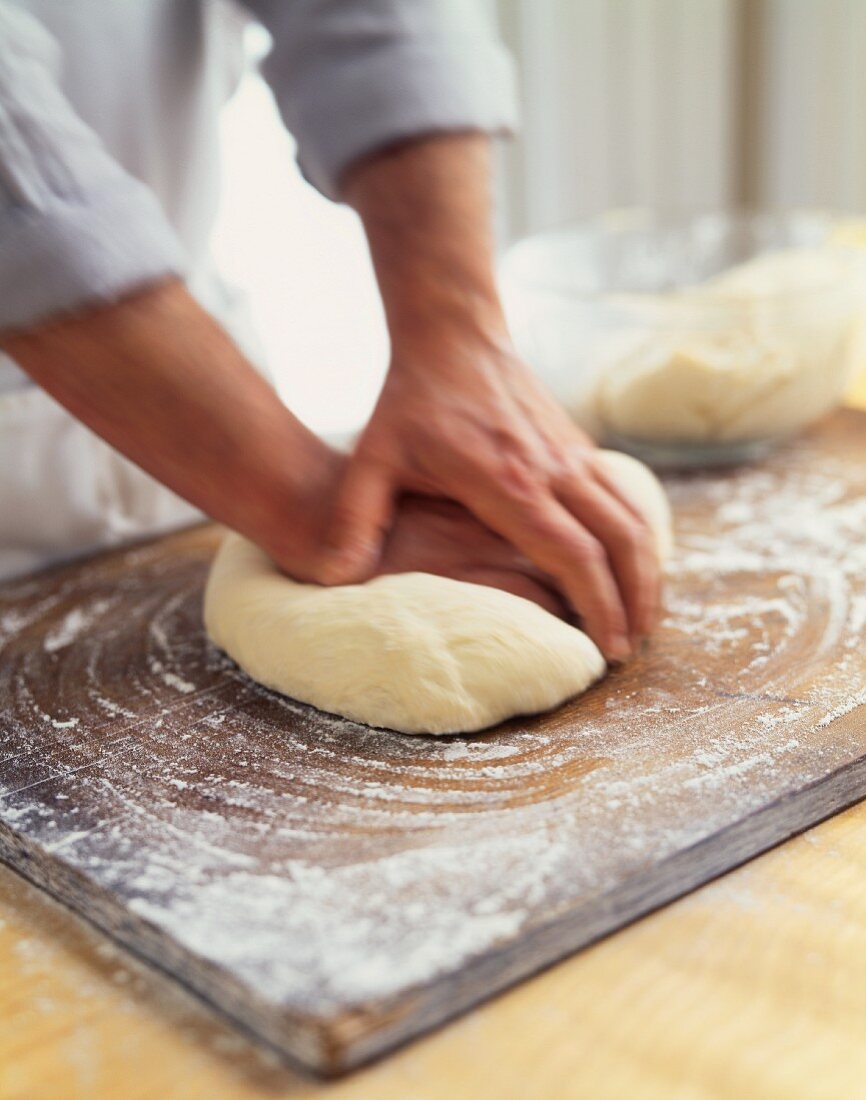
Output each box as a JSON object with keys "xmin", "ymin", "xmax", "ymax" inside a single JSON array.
[{"xmin": 376, "ymin": 493, "xmax": 568, "ymax": 619}]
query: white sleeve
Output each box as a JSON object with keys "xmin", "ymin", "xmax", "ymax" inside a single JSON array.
[
  {"xmin": 243, "ymin": 0, "xmax": 519, "ymax": 200},
  {"xmin": 0, "ymin": 3, "xmax": 185, "ymax": 331}
]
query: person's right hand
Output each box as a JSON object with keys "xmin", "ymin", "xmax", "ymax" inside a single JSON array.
[
  {"xmin": 331, "ymin": 131, "xmax": 663, "ymax": 662},
  {"xmin": 323, "ymin": 338, "xmax": 662, "ymax": 661}
]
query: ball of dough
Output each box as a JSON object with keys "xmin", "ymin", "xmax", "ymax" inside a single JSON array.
[
  {"xmin": 204, "ymin": 451, "xmax": 672, "ymax": 735},
  {"xmin": 595, "ymin": 248, "xmax": 864, "ymax": 446}
]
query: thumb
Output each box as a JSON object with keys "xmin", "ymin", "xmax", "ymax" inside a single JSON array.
[{"xmin": 319, "ymin": 457, "xmax": 395, "ymax": 585}]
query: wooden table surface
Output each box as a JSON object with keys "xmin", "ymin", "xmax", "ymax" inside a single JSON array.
[{"xmin": 3, "ymin": 380, "xmax": 866, "ymax": 1100}]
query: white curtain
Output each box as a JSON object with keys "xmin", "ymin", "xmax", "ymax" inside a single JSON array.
[{"xmin": 497, "ymin": 0, "xmax": 866, "ymax": 240}]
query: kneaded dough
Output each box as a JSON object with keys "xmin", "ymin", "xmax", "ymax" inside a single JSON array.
[
  {"xmin": 204, "ymin": 451, "xmax": 672, "ymax": 735},
  {"xmin": 595, "ymin": 248, "xmax": 866, "ymax": 445}
]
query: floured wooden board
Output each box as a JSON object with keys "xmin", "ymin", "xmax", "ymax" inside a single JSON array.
[{"xmin": 2, "ymin": 410, "xmax": 866, "ymax": 1077}]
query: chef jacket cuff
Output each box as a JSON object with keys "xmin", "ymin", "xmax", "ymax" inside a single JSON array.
[
  {"xmin": 273, "ymin": 36, "xmax": 519, "ymax": 201},
  {"xmin": 0, "ymin": 182, "xmax": 185, "ymax": 331}
]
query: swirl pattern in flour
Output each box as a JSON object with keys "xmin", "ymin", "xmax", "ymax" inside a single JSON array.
[{"xmin": 1, "ymin": 414, "xmax": 866, "ymax": 1031}]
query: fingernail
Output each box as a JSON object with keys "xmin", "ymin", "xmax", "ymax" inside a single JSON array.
[
  {"xmin": 318, "ymin": 552, "xmax": 356, "ymax": 586},
  {"xmin": 319, "ymin": 542, "xmax": 376, "ymax": 585}
]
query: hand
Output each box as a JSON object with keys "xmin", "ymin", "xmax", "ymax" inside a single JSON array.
[
  {"xmin": 339, "ymin": 133, "xmax": 661, "ymax": 662},
  {"xmin": 276, "ymin": 453, "xmax": 566, "ymax": 621},
  {"xmin": 323, "ymin": 334, "xmax": 661, "ymax": 661},
  {"xmin": 376, "ymin": 494, "xmax": 568, "ymax": 619}
]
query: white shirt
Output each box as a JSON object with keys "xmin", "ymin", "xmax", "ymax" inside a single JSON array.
[
  {"xmin": 0, "ymin": 0, "xmax": 517, "ymax": 374},
  {"xmin": 0, "ymin": 0, "xmax": 516, "ymax": 577}
]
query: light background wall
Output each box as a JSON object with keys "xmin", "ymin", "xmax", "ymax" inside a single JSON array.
[
  {"xmin": 497, "ymin": 0, "xmax": 866, "ymax": 235},
  {"xmin": 497, "ymin": 0, "xmax": 737, "ymax": 235},
  {"xmin": 213, "ymin": 0, "xmax": 866, "ymax": 435}
]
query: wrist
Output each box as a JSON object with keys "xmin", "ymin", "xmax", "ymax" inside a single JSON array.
[
  {"xmin": 348, "ymin": 132, "xmax": 513, "ymax": 368},
  {"xmin": 248, "ymin": 442, "xmax": 345, "ymax": 581},
  {"xmin": 387, "ymin": 302, "xmax": 516, "ymax": 381},
  {"xmin": 386, "ymin": 286, "xmax": 509, "ymax": 350}
]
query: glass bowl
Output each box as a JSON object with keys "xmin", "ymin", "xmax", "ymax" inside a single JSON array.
[{"xmin": 500, "ymin": 209, "xmax": 866, "ymax": 468}]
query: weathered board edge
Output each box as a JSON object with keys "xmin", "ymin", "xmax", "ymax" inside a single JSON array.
[
  {"xmin": 319, "ymin": 729, "xmax": 866, "ymax": 1073},
  {"xmin": 0, "ymin": 823, "xmax": 331, "ymax": 1073},
  {"xmin": 2, "ymin": 720, "xmax": 865, "ymax": 1077}
]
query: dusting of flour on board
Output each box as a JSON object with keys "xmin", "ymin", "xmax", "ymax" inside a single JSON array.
[{"xmin": 1, "ymin": 416, "xmax": 866, "ymax": 1024}]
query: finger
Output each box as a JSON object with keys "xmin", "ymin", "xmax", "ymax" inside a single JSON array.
[
  {"xmin": 558, "ymin": 474, "xmax": 661, "ymax": 643},
  {"xmin": 466, "ymin": 487, "xmax": 632, "ymax": 660},
  {"xmin": 497, "ymin": 553, "xmax": 566, "ymax": 600},
  {"xmin": 320, "ymin": 458, "xmax": 395, "ymax": 585},
  {"xmin": 589, "ymin": 461, "xmax": 666, "ymax": 628},
  {"xmin": 590, "ymin": 461, "xmax": 654, "ymax": 526},
  {"xmin": 459, "ymin": 566, "xmax": 569, "ymax": 619}
]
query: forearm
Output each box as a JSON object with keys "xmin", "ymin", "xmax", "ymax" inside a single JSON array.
[
  {"xmin": 345, "ymin": 133, "xmax": 509, "ymax": 354},
  {"xmin": 333, "ymin": 134, "xmax": 658, "ymax": 659},
  {"xmin": 0, "ymin": 280, "xmax": 338, "ymax": 576}
]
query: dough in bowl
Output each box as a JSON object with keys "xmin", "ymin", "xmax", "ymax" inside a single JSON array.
[
  {"xmin": 596, "ymin": 248, "xmax": 866, "ymax": 445},
  {"xmin": 204, "ymin": 451, "xmax": 672, "ymax": 735}
]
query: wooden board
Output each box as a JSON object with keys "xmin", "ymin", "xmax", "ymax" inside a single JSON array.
[
  {"xmin": 7, "ymin": 800, "xmax": 866, "ymax": 1100},
  {"xmin": 1, "ymin": 410, "xmax": 866, "ymax": 1077}
]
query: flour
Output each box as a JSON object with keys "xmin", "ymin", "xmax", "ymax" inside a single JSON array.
[
  {"xmin": 44, "ymin": 599, "xmax": 114, "ymax": 653},
  {"xmin": 817, "ymin": 688, "xmax": 866, "ymax": 730},
  {"xmin": 1, "ymin": 434, "xmax": 866, "ymax": 1024}
]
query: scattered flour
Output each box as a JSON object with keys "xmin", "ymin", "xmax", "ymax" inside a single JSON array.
[
  {"xmin": 1, "ymin": 432, "xmax": 866, "ymax": 1024},
  {"xmin": 44, "ymin": 599, "xmax": 113, "ymax": 653}
]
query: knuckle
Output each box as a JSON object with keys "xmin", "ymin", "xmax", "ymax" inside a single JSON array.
[
  {"xmin": 525, "ymin": 512, "xmax": 608, "ymax": 570},
  {"xmin": 546, "ymin": 448, "xmax": 574, "ymax": 484},
  {"xmin": 575, "ymin": 539, "xmax": 608, "ymax": 569},
  {"xmin": 490, "ymin": 425, "xmax": 528, "ymax": 454},
  {"xmin": 568, "ymin": 449, "xmax": 594, "ymax": 474},
  {"xmin": 523, "ymin": 505, "xmax": 565, "ymax": 544},
  {"xmin": 564, "ymin": 532, "xmax": 607, "ymax": 569},
  {"xmin": 497, "ymin": 452, "xmax": 542, "ymax": 502},
  {"xmin": 609, "ymin": 520, "xmax": 652, "ymax": 555}
]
